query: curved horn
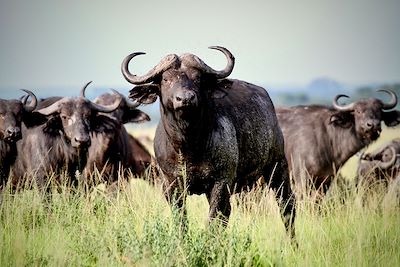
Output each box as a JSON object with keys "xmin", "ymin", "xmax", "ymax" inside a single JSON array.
[
  {"xmin": 124, "ymin": 95, "xmax": 140, "ymax": 109},
  {"xmin": 80, "ymin": 81, "xmax": 93, "ymax": 98},
  {"xmin": 90, "ymin": 89, "xmax": 122, "ymax": 113},
  {"xmin": 377, "ymin": 147, "xmax": 397, "ymax": 169},
  {"xmin": 377, "ymin": 89, "xmax": 398, "ymax": 110},
  {"xmin": 20, "ymin": 95, "xmax": 29, "ymax": 105},
  {"xmin": 20, "ymin": 89, "xmax": 38, "ymax": 112},
  {"xmin": 181, "ymin": 46, "xmax": 235, "ymax": 79},
  {"xmin": 36, "ymin": 98, "xmax": 68, "ymax": 115},
  {"xmin": 121, "ymin": 52, "xmax": 179, "ymax": 85},
  {"xmin": 108, "ymin": 89, "xmax": 140, "ymax": 109},
  {"xmin": 333, "ymin": 94, "xmax": 355, "ymax": 111}
]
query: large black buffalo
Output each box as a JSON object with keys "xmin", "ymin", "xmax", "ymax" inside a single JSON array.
[
  {"xmin": 122, "ymin": 46, "xmax": 295, "ymax": 236},
  {"xmin": 357, "ymin": 138, "xmax": 400, "ymax": 186},
  {"xmin": 84, "ymin": 92, "xmax": 152, "ymax": 182},
  {"xmin": 276, "ymin": 91, "xmax": 400, "ymax": 195},
  {"xmin": 0, "ymin": 90, "xmax": 38, "ymax": 185},
  {"xmin": 11, "ymin": 82, "xmax": 122, "ymax": 188}
]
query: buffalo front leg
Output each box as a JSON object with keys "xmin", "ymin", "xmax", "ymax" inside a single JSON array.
[
  {"xmin": 163, "ymin": 178, "xmax": 188, "ymax": 233},
  {"xmin": 206, "ymin": 180, "xmax": 232, "ymax": 226}
]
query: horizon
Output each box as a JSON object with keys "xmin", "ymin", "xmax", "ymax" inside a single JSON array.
[
  {"xmin": 1, "ymin": 76, "xmax": 399, "ymax": 104},
  {"xmin": 0, "ymin": 68, "xmax": 399, "ymax": 97}
]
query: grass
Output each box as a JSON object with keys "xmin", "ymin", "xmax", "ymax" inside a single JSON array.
[{"xmin": 1, "ymin": 126, "xmax": 399, "ymax": 266}]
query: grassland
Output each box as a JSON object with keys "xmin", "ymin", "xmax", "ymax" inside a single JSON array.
[{"xmin": 0, "ymin": 126, "xmax": 399, "ymax": 266}]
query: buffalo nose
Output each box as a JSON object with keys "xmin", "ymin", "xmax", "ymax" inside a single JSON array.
[
  {"xmin": 6, "ymin": 127, "xmax": 21, "ymax": 139},
  {"xmin": 73, "ymin": 136, "xmax": 90, "ymax": 148},
  {"xmin": 175, "ymin": 91, "xmax": 196, "ymax": 105},
  {"xmin": 365, "ymin": 120, "xmax": 380, "ymax": 130}
]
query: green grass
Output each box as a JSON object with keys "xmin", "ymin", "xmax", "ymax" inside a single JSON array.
[
  {"xmin": 1, "ymin": 174, "xmax": 400, "ymax": 266},
  {"xmin": 1, "ymin": 127, "xmax": 399, "ymax": 266}
]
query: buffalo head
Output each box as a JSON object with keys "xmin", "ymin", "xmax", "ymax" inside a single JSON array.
[
  {"xmin": 121, "ymin": 46, "xmax": 235, "ymax": 114},
  {"xmin": 358, "ymin": 146, "xmax": 399, "ymax": 183},
  {"xmin": 34, "ymin": 82, "xmax": 122, "ymax": 148},
  {"xmin": 331, "ymin": 90, "xmax": 399, "ymax": 143},
  {"xmin": 0, "ymin": 90, "xmax": 37, "ymax": 143},
  {"xmin": 93, "ymin": 92, "xmax": 150, "ymax": 124},
  {"xmin": 361, "ymin": 139, "xmax": 400, "ymax": 169}
]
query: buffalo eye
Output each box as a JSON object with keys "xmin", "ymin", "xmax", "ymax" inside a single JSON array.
[
  {"xmin": 60, "ymin": 114, "xmax": 73, "ymax": 125},
  {"xmin": 83, "ymin": 118, "xmax": 90, "ymax": 127}
]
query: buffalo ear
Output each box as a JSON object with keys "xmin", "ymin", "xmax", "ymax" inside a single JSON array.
[
  {"xmin": 210, "ymin": 88, "xmax": 228, "ymax": 99},
  {"xmin": 329, "ymin": 112, "xmax": 353, "ymax": 128},
  {"xmin": 122, "ymin": 109, "xmax": 150, "ymax": 124},
  {"xmin": 42, "ymin": 116, "xmax": 63, "ymax": 135},
  {"xmin": 382, "ymin": 110, "xmax": 400, "ymax": 127},
  {"xmin": 129, "ymin": 84, "xmax": 159, "ymax": 104},
  {"xmin": 92, "ymin": 115, "xmax": 119, "ymax": 133},
  {"xmin": 22, "ymin": 111, "xmax": 48, "ymax": 128},
  {"xmin": 210, "ymin": 79, "xmax": 232, "ymax": 99}
]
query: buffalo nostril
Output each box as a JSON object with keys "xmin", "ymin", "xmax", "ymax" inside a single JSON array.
[
  {"xmin": 74, "ymin": 137, "xmax": 90, "ymax": 148},
  {"xmin": 75, "ymin": 137, "xmax": 83, "ymax": 144},
  {"xmin": 176, "ymin": 96, "xmax": 182, "ymax": 102},
  {"xmin": 189, "ymin": 94, "xmax": 195, "ymax": 101},
  {"xmin": 6, "ymin": 127, "xmax": 20, "ymax": 137}
]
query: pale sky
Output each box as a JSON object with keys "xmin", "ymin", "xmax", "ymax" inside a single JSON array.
[{"xmin": 1, "ymin": 0, "xmax": 399, "ymax": 93}]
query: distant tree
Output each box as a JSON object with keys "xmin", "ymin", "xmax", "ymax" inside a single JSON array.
[
  {"xmin": 354, "ymin": 83, "xmax": 400, "ymax": 109},
  {"xmin": 355, "ymin": 86, "xmax": 374, "ymax": 98},
  {"xmin": 379, "ymin": 84, "xmax": 400, "ymax": 97},
  {"xmin": 277, "ymin": 92, "xmax": 310, "ymax": 106}
]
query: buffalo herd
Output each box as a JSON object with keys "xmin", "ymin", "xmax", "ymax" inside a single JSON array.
[
  {"xmin": 277, "ymin": 89, "xmax": 399, "ymax": 196},
  {"xmin": 1, "ymin": 46, "xmax": 400, "ymax": 237}
]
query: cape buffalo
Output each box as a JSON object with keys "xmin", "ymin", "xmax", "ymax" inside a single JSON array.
[
  {"xmin": 84, "ymin": 92, "xmax": 152, "ymax": 182},
  {"xmin": 357, "ymin": 138, "xmax": 400, "ymax": 186},
  {"xmin": 122, "ymin": 46, "xmax": 295, "ymax": 236},
  {"xmin": 0, "ymin": 90, "xmax": 38, "ymax": 185},
  {"xmin": 11, "ymin": 82, "xmax": 122, "ymax": 189},
  {"xmin": 276, "ymin": 91, "xmax": 400, "ymax": 196}
]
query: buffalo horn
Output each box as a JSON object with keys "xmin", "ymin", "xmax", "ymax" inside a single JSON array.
[
  {"xmin": 377, "ymin": 89, "xmax": 398, "ymax": 110},
  {"xmin": 80, "ymin": 81, "xmax": 123, "ymax": 113},
  {"xmin": 181, "ymin": 46, "xmax": 235, "ymax": 79},
  {"xmin": 80, "ymin": 81, "xmax": 93, "ymax": 98},
  {"xmin": 20, "ymin": 89, "xmax": 37, "ymax": 112},
  {"xmin": 89, "ymin": 89, "xmax": 122, "ymax": 113},
  {"xmin": 377, "ymin": 147, "xmax": 397, "ymax": 169},
  {"xmin": 121, "ymin": 52, "xmax": 179, "ymax": 85},
  {"xmin": 333, "ymin": 94, "xmax": 355, "ymax": 111},
  {"xmin": 35, "ymin": 98, "xmax": 68, "ymax": 115}
]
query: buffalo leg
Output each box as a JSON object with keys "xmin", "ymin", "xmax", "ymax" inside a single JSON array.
[
  {"xmin": 163, "ymin": 178, "xmax": 188, "ymax": 232},
  {"xmin": 266, "ymin": 160, "xmax": 296, "ymax": 239},
  {"xmin": 206, "ymin": 180, "xmax": 231, "ymax": 226},
  {"xmin": 314, "ymin": 176, "xmax": 333, "ymax": 200}
]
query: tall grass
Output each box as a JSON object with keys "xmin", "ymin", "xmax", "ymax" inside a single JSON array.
[
  {"xmin": 1, "ymin": 174, "xmax": 400, "ymax": 266},
  {"xmin": 1, "ymin": 127, "xmax": 399, "ymax": 266}
]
